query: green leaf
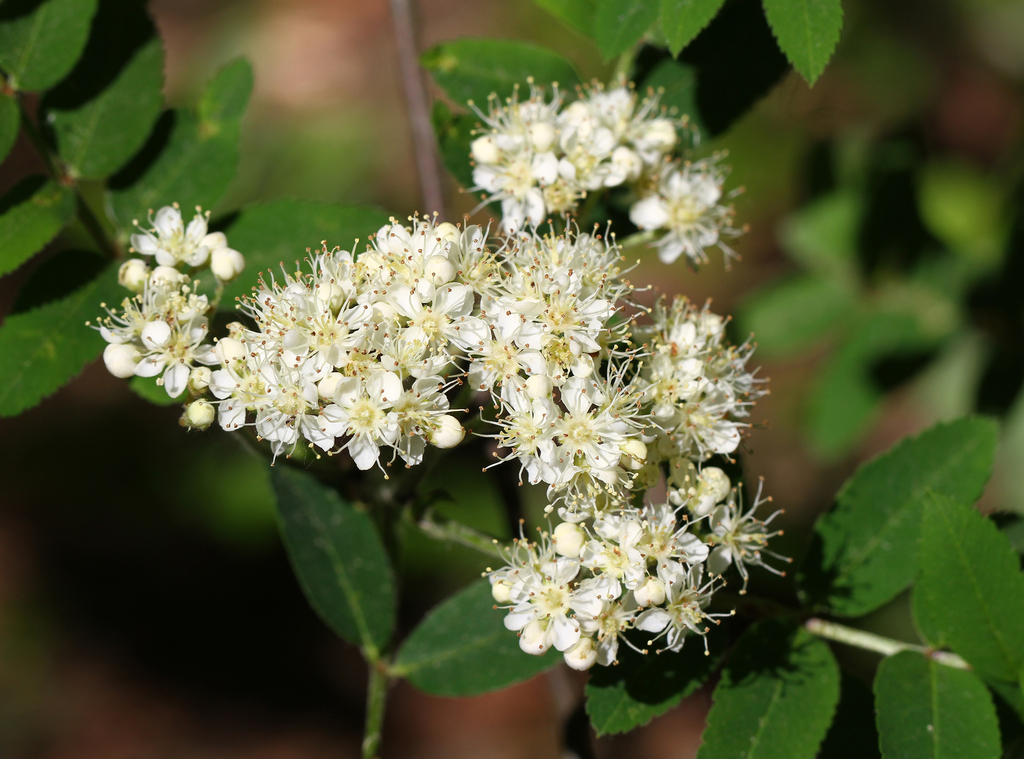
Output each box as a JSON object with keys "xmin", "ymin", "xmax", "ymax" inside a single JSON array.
[
  {"xmin": 393, "ymin": 579, "xmax": 560, "ymax": 695},
  {"xmin": 421, "ymin": 38, "xmax": 579, "ymax": 108},
  {"xmin": 0, "ymin": 176, "xmax": 76, "ymax": 277},
  {"xmin": 595, "ymin": 0, "xmax": 659, "ymax": 59},
  {"xmin": 697, "ymin": 620, "xmax": 840, "ymax": 759},
  {"xmin": 10, "ymin": 248, "xmax": 106, "ymax": 313},
  {"xmin": 218, "ymin": 200, "xmax": 391, "ymax": 306},
  {"xmin": 48, "ymin": 34, "xmax": 164, "ymax": 179},
  {"xmin": 585, "ymin": 630, "xmax": 723, "ymax": 735},
  {"xmin": 108, "ymin": 57, "xmax": 252, "ymax": 229},
  {"xmin": 780, "ymin": 190, "xmax": 861, "ymax": 278},
  {"xmin": 762, "ymin": 0, "xmax": 844, "ymax": 86},
  {"xmin": 642, "ymin": 58, "xmax": 705, "ymax": 135},
  {"xmin": 0, "ymin": 92, "xmax": 19, "ymax": 164},
  {"xmin": 799, "ymin": 417, "xmax": 998, "ymax": 617},
  {"xmin": 819, "ymin": 674, "xmax": 880, "ymax": 759},
  {"xmin": 739, "ymin": 274, "xmax": 855, "ymax": 359},
  {"xmin": 660, "ymin": 0, "xmax": 726, "ymax": 56},
  {"xmin": 0, "ymin": 262, "xmax": 120, "ymax": 418},
  {"xmin": 534, "ymin": 0, "xmax": 596, "ymax": 36},
  {"xmin": 874, "ymin": 651, "xmax": 1001, "ymax": 759},
  {"xmin": 918, "ymin": 160, "xmax": 1006, "ymax": 269},
  {"xmin": 0, "ymin": 0, "xmax": 97, "ymax": 92},
  {"xmin": 270, "ymin": 465, "xmax": 395, "ymax": 654},
  {"xmin": 1003, "ymin": 518, "xmax": 1024, "ymax": 555},
  {"xmin": 129, "ymin": 374, "xmax": 182, "ymax": 406},
  {"xmin": 431, "ymin": 101, "xmax": 476, "ymax": 190},
  {"xmin": 914, "ymin": 491, "xmax": 1024, "ymax": 683}
]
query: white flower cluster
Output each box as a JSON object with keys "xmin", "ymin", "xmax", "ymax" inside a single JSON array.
[
  {"xmin": 469, "ymin": 82, "xmax": 741, "ymax": 264},
  {"xmin": 95, "ymin": 205, "xmax": 245, "ymax": 404}
]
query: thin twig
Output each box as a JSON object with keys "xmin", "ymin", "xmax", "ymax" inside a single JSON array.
[
  {"xmin": 389, "ymin": 0, "xmax": 445, "ymax": 217},
  {"xmin": 361, "ymin": 659, "xmax": 389, "ymax": 759},
  {"xmin": 805, "ymin": 617, "xmax": 971, "ymax": 670}
]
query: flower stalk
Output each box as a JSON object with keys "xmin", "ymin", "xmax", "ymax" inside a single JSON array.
[
  {"xmin": 362, "ymin": 659, "xmax": 390, "ymax": 759},
  {"xmin": 804, "ymin": 617, "xmax": 971, "ymax": 670}
]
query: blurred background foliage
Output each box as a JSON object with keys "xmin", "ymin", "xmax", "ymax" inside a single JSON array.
[{"xmin": 2, "ymin": 0, "xmax": 1024, "ymax": 757}]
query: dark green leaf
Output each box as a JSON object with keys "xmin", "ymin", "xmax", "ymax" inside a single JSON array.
[
  {"xmin": 10, "ymin": 248, "xmax": 106, "ymax": 313},
  {"xmin": 697, "ymin": 620, "xmax": 840, "ymax": 759},
  {"xmin": 534, "ymin": 0, "xmax": 596, "ymax": 36},
  {"xmin": 129, "ymin": 374, "xmax": 183, "ymax": 406},
  {"xmin": 660, "ymin": 0, "xmax": 726, "ymax": 57},
  {"xmin": 1003, "ymin": 518, "xmax": 1024, "ymax": 555},
  {"xmin": 739, "ymin": 274, "xmax": 855, "ymax": 359},
  {"xmin": 642, "ymin": 58, "xmax": 705, "ymax": 136},
  {"xmin": 0, "ymin": 92, "xmax": 19, "ymax": 164},
  {"xmin": 421, "ymin": 38, "xmax": 579, "ymax": 108},
  {"xmin": 218, "ymin": 200, "xmax": 391, "ymax": 306},
  {"xmin": 914, "ymin": 491, "xmax": 1024, "ymax": 683},
  {"xmin": 108, "ymin": 57, "xmax": 252, "ymax": 229},
  {"xmin": 0, "ymin": 262, "xmax": 120, "ymax": 418},
  {"xmin": 0, "ymin": 175, "xmax": 76, "ymax": 277},
  {"xmin": 585, "ymin": 630, "xmax": 723, "ymax": 735},
  {"xmin": 393, "ymin": 579, "xmax": 560, "ymax": 696},
  {"xmin": 763, "ymin": 0, "xmax": 843, "ymax": 85},
  {"xmin": 431, "ymin": 100, "xmax": 476, "ymax": 190},
  {"xmin": 874, "ymin": 651, "xmax": 1001, "ymax": 759},
  {"xmin": 271, "ymin": 465, "xmax": 395, "ymax": 654},
  {"xmin": 595, "ymin": 0, "xmax": 659, "ymax": 59},
  {"xmin": 0, "ymin": 0, "xmax": 97, "ymax": 92},
  {"xmin": 799, "ymin": 416, "xmax": 998, "ymax": 617},
  {"xmin": 45, "ymin": 0, "xmax": 164, "ymax": 180},
  {"xmin": 819, "ymin": 674, "xmax": 880, "ymax": 759}
]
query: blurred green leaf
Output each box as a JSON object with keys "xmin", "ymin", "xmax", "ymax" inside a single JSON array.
[
  {"xmin": 660, "ymin": 0, "xmax": 726, "ymax": 57},
  {"xmin": 421, "ymin": 451, "xmax": 510, "ymax": 539},
  {"xmin": 780, "ymin": 190, "xmax": 861, "ymax": 278},
  {"xmin": 595, "ymin": 0, "xmax": 659, "ymax": 59},
  {"xmin": 874, "ymin": 651, "xmax": 1001, "ymax": 759},
  {"xmin": 0, "ymin": 92, "xmax": 19, "ymax": 164},
  {"xmin": 697, "ymin": 620, "xmax": 840, "ymax": 759},
  {"xmin": 271, "ymin": 465, "xmax": 395, "ymax": 655},
  {"xmin": 799, "ymin": 416, "xmax": 998, "ymax": 617},
  {"xmin": 421, "ymin": 38, "xmax": 580, "ymax": 108},
  {"xmin": 128, "ymin": 374, "xmax": 182, "ymax": 406},
  {"xmin": 533, "ymin": 0, "xmax": 595, "ymax": 36},
  {"xmin": 642, "ymin": 58, "xmax": 705, "ymax": 136},
  {"xmin": 0, "ymin": 262, "xmax": 120, "ymax": 418},
  {"xmin": 763, "ymin": 0, "xmax": 843, "ymax": 86},
  {"xmin": 0, "ymin": 176, "xmax": 75, "ymax": 277},
  {"xmin": 740, "ymin": 274, "xmax": 855, "ymax": 358},
  {"xmin": 393, "ymin": 579, "xmax": 559, "ymax": 695},
  {"xmin": 585, "ymin": 630, "xmax": 723, "ymax": 736},
  {"xmin": 108, "ymin": 57, "xmax": 252, "ymax": 229},
  {"xmin": 914, "ymin": 491, "xmax": 1024, "ymax": 683},
  {"xmin": 0, "ymin": 0, "xmax": 97, "ymax": 92},
  {"xmin": 49, "ymin": 38, "xmax": 164, "ymax": 179},
  {"xmin": 431, "ymin": 100, "xmax": 476, "ymax": 190},
  {"xmin": 918, "ymin": 160, "xmax": 1006, "ymax": 269},
  {"xmin": 218, "ymin": 199, "xmax": 391, "ymax": 306}
]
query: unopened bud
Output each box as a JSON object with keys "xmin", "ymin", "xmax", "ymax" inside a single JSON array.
[
  {"xmin": 103, "ymin": 343, "xmax": 141, "ymax": 378},
  {"xmin": 215, "ymin": 337, "xmax": 246, "ymax": 367},
  {"xmin": 188, "ymin": 366, "xmax": 212, "ymax": 392},
  {"xmin": 430, "ymin": 415, "xmax": 465, "ymax": 449},
  {"xmin": 525, "ymin": 373, "xmax": 553, "ymax": 399},
  {"xmin": 118, "ymin": 259, "xmax": 150, "ymax": 293},
  {"xmin": 642, "ymin": 119, "xmax": 677, "ymax": 151},
  {"xmin": 619, "ymin": 438, "xmax": 648, "ymax": 471},
  {"xmin": 211, "ymin": 247, "xmax": 245, "ymax": 281},
  {"xmin": 435, "ymin": 222, "xmax": 460, "ymax": 242},
  {"xmin": 552, "ymin": 521, "xmax": 586, "ymax": 558},
  {"xmin": 424, "ymin": 254, "xmax": 456, "ymax": 285},
  {"xmin": 150, "ymin": 265, "xmax": 187, "ymax": 287},
  {"xmin": 185, "ymin": 400, "xmax": 215, "ymax": 429},
  {"xmin": 491, "ymin": 578, "xmax": 513, "ymax": 604},
  {"xmin": 318, "ymin": 372, "xmax": 344, "ymax": 400},
  {"xmin": 700, "ymin": 467, "xmax": 731, "ymax": 503},
  {"xmin": 563, "ymin": 636, "xmax": 598, "ymax": 671},
  {"xmin": 519, "ymin": 619, "xmax": 551, "ymax": 654},
  {"xmin": 141, "ymin": 320, "xmax": 172, "ymax": 348},
  {"xmin": 528, "ymin": 122, "xmax": 556, "ymax": 152},
  {"xmin": 471, "ymin": 135, "xmax": 500, "ymax": 164},
  {"xmin": 634, "ymin": 577, "xmax": 666, "ymax": 607}
]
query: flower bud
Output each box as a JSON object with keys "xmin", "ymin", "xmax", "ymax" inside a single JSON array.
[
  {"xmin": 525, "ymin": 373, "xmax": 553, "ymax": 399},
  {"xmin": 318, "ymin": 372, "xmax": 344, "ymax": 400},
  {"xmin": 611, "ymin": 146, "xmax": 642, "ymax": 182},
  {"xmin": 118, "ymin": 259, "xmax": 150, "ymax": 293},
  {"xmin": 200, "ymin": 231, "xmax": 228, "ymax": 251},
  {"xmin": 185, "ymin": 399, "xmax": 215, "ymax": 429},
  {"xmin": 519, "ymin": 619, "xmax": 551, "ymax": 655},
  {"xmin": 429, "ymin": 415, "xmax": 465, "ymax": 449},
  {"xmin": 633, "ymin": 577, "xmax": 666, "ymax": 607},
  {"xmin": 491, "ymin": 577, "xmax": 513, "ymax": 604},
  {"xmin": 435, "ymin": 222, "xmax": 461, "ymax": 242},
  {"xmin": 619, "ymin": 438, "xmax": 647, "ymax": 471},
  {"xmin": 215, "ymin": 337, "xmax": 246, "ymax": 368},
  {"xmin": 188, "ymin": 366, "xmax": 212, "ymax": 392},
  {"xmin": 141, "ymin": 320, "xmax": 172, "ymax": 348},
  {"xmin": 528, "ymin": 122, "xmax": 556, "ymax": 152},
  {"xmin": 552, "ymin": 521, "xmax": 586, "ymax": 558},
  {"xmin": 211, "ymin": 247, "xmax": 245, "ymax": 281},
  {"xmin": 641, "ymin": 119, "xmax": 677, "ymax": 151},
  {"xmin": 423, "ymin": 254, "xmax": 456, "ymax": 285},
  {"xmin": 150, "ymin": 265, "xmax": 187, "ymax": 287},
  {"xmin": 103, "ymin": 343, "xmax": 141, "ymax": 378},
  {"xmin": 563, "ymin": 636, "xmax": 598, "ymax": 671},
  {"xmin": 471, "ymin": 135, "xmax": 500, "ymax": 164},
  {"xmin": 700, "ymin": 467, "xmax": 731, "ymax": 503}
]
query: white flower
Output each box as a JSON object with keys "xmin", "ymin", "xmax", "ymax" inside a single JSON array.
[
  {"xmin": 131, "ymin": 205, "xmax": 215, "ymax": 268},
  {"xmin": 708, "ymin": 480, "xmax": 789, "ymax": 592},
  {"xmin": 634, "ymin": 563, "xmax": 727, "ymax": 653}
]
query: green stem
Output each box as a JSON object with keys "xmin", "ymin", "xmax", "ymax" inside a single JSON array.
[
  {"xmin": 416, "ymin": 507, "xmax": 508, "ymax": 560},
  {"xmin": 362, "ymin": 659, "xmax": 389, "ymax": 759},
  {"xmin": 805, "ymin": 618, "xmax": 971, "ymax": 670},
  {"xmin": 613, "ymin": 45, "xmax": 639, "ymax": 84}
]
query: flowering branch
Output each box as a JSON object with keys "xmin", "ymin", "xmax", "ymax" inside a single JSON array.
[{"xmin": 804, "ymin": 617, "xmax": 971, "ymax": 670}]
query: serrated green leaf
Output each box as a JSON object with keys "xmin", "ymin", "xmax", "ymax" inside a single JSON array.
[
  {"xmin": 108, "ymin": 57, "xmax": 252, "ymax": 229},
  {"xmin": 913, "ymin": 491, "xmax": 1024, "ymax": 683},
  {"xmin": 585, "ymin": 630, "xmax": 722, "ymax": 735},
  {"xmin": 49, "ymin": 40, "xmax": 164, "ymax": 179},
  {"xmin": 763, "ymin": 0, "xmax": 843, "ymax": 86},
  {"xmin": 739, "ymin": 274, "xmax": 855, "ymax": 358},
  {"xmin": 0, "ymin": 92, "xmax": 19, "ymax": 164},
  {"xmin": 0, "ymin": 262, "xmax": 121, "ymax": 418},
  {"xmin": 534, "ymin": 0, "xmax": 596, "ymax": 36},
  {"xmin": 393, "ymin": 579, "xmax": 560, "ymax": 695},
  {"xmin": 0, "ymin": 176, "xmax": 76, "ymax": 277},
  {"xmin": 799, "ymin": 417, "xmax": 998, "ymax": 617},
  {"xmin": 421, "ymin": 38, "xmax": 579, "ymax": 108},
  {"xmin": 697, "ymin": 620, "xmax": 840, "ymax": 759},
  {"xmin": 129, "ymin": 374, "xmax": 182, "ymax": 406},
  {"xmin": 0, "ymin": 0, "xmax": 97, "ymax": 92},
  {"xmin": 874, "ymin": 651, "xmax": 1001, "ymax": 759},
  {"xmin": 431, "ymin": 100, "xmax": 475, "ymax": 190},
  {"xmin": 780, "ymin": 190, "xmax": 861, "ymax": 277},
  {"xmin": 642, "ymin": 58, "xmax": 705, "ymax": 135},
  {"xmin": 660, "ymin": 0, "xmax": 726, "ymax": 56},
  {"xmin": 595, "ymin": 0, "xmax": 659, "ymax": 59},
  {"xmin": 217, "ymin": 200, "xmax": 391, "ymax": 306},
  {"xmin": 271, "ymin": 465, "xmax": 395, "ymax": 654}
]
